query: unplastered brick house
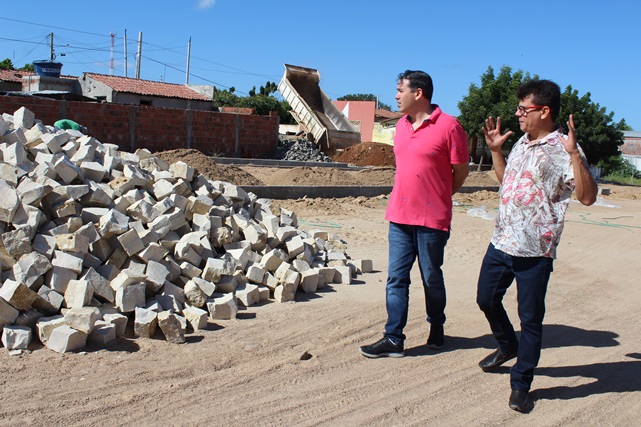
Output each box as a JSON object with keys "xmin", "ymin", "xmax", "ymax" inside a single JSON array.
[{"xmin": 79, "ymin": 73, "xmax": 214, "ymax": 110}]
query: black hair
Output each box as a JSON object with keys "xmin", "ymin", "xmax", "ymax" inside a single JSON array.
[
  {"xmin": 517, "ymin": 79, "xmax": 561, "ymax": 121},
  {"xmin": 398, "ymin": 70, "xmax": 434, "ymax": 101}
]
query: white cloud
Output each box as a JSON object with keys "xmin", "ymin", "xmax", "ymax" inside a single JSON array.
[{"xmin": 197, "ymin": 0, "xmax": 216, "ymax": 9}]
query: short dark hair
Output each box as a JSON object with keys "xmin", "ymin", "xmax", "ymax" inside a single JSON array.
[
  {"xmin": 398, "ymin": 70, "xmax": 434, "ymax": 101},
  {"xmin": 517, "ymin": 79, "xmax": 561, "ymax": 121}
]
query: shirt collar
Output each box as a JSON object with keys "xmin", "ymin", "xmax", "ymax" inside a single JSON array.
[
  {"xmin": 402, "ymin": 104, "xmax": 442, "ymax": 127},
  {"xmin": 521, "ymin": 128, "xmax": 563, "ymax": 146}
]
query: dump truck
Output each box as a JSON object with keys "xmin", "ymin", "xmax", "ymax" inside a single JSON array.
[{"xmin": 277, "ymin": 64, "xmax": 361, "ymax": 151}]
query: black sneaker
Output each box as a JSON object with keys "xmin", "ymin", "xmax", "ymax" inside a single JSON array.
[
  {"xmin": 426, "ymin": 324, "xmax": 444, "ymax": 349},
  {"xmin": 509, "ymin": 389, "xmax": 532, "ymax": 412},
  {"xmin": 359, "ymin": 337, "xmax": 404, "ymax": 358}
]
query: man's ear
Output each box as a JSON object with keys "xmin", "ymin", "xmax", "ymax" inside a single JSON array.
[
  {"xmin": 414, "ymin": 87, "xmax": 423, "ymax": 100},
  {"xmin": 540, "ymin": 106, "xmax": 551, "ymax": 120}
]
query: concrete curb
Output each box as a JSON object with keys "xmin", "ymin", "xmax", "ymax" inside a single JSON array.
[
  {"xmin": 213, "ymin": 157, "xmax": 357, "ymax": 169},
  {"xmin": 240, "ymin": 186, "xmax": 500, "ymax": 200}
]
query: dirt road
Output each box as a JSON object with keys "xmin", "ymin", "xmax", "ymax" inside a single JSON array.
[{"xmin": 1, "ymin": 181, "xmax": 640, "ymax": 426}]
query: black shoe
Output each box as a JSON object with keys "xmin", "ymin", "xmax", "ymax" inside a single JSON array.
[
  {"xmin": 509, "ymin": 389, "xmax": 531, "ymax": 412},
  {"xmin": 426, "ymin": 324, "xmax": 444, "ymax": 349},
  {"xmin": 359, "ymin": 337, "xmax": 404, "ymax": 358},
  {"xmin": 478, "ymin": 349, "xmax": 517, "ymax": 372}
]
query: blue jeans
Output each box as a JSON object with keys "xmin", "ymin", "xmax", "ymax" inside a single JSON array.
[
  {"xmin": 476, "ymin": 243, "xmax": 554, "ymax": 392},
  {"xmin": 384, "ymin": 222, "xmax": 450, "ymax": 343}
]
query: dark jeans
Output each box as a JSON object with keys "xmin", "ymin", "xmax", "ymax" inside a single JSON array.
[
  {"xmin": 476, "ymin": 243, "xmax": 554, "ymax": 391},
  {"xmin": 384, "ymin": 222, "xmax": 450, "ymax": 342}
]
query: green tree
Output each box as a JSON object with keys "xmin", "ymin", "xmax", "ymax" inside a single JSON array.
[
  {"xmin": 337, "ymin": 93, "xmax": 392, "ymax": 111},
  {"xmin": 458, "ymin": 65, "xmax": 534, "ymax": 149},
  {"xmin": 559, "ymin": 86, "xmax": 626, "ymax": 171},
  {"xmin": 458, "ymin": 65, "xmax": 626, "ymax": 170},
  {"xmin": 19, "ymin": 63, "xmax": 34, "ymax": 72},
  {"xmin": 0, "ymin": 58, "xmax": 14, "ymax": 70},
  {"xmin": 213, "ymin": 83, "xmax": 295, "ymax": 124}
]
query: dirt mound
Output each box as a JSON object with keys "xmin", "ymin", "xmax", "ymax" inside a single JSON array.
[
  {"xmin": 154, "ymin": 149, "xmax": 263, "ymax": 186},
  {"xmin": 263, "ymin": 166, "xmax": 363, "ymax": 186},
  {"xmin": 332, "ymin": 141, "xmax": 396, "ymax": 167}
]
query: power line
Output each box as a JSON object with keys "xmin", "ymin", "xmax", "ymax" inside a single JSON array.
[{"xmin": 1, "ymin": 16, "xmax": 280, "ymax": 92}]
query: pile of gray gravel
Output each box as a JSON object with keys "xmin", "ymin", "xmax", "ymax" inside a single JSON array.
[{"xmin": 274, "ymin": 138, "xmax": 332, "ymax": 163}]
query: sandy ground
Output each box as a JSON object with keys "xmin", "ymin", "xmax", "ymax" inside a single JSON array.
[{"xmin": 1, "ymin": 167, "xmax": 640, "ymax": 426}]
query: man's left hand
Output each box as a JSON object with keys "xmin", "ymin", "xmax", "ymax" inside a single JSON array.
[{"xmin": 564, "ymin": 114, "xmax": 580, "ymax": 156}]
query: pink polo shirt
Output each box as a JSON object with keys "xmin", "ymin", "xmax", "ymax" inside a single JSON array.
[{"xmin": 385, "ymin": 106, "xmax": 469, "ymax": 231}]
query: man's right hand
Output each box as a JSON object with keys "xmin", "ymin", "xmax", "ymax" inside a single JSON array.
[{"xmin": 482, "ymin": 116, "xmax": 513, "ymax": 152}]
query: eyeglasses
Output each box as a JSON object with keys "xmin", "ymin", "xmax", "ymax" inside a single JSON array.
[{"xmin": 516, "ymin": 105, "xmax": 546, "ymax": 115}]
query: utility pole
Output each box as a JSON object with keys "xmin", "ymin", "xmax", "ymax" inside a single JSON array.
[
  {"xmin": 49, "ymin": 32, "xmax": 55, "ymax": 61},
  {"xmin": 124, "ymin": 29, "xmax": 128, "ymax": 77},
  {"xmin": 109, "ymin": 32, "xmax": 115, "ymax": 75},
  {"xmin": 185, "ymin": 37, "xmax": 191, "ymax": 84},
  {"xmin": 135, "ymin": 32, "xmax": 142, "ymax": 79}
]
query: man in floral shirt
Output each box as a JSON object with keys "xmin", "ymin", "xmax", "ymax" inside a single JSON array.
[{"xmin": 475, "ymin": 79, "xmax": 598, "ymax": 412}]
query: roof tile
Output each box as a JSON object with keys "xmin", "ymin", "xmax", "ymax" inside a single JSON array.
[{"xmin": 85, "ymin": 72, "xmax": 211, "ymax": 101}]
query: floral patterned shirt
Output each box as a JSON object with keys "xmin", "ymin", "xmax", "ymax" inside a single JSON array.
[{"xmin": 491, "ymin": 130, "xmax": 587, "ymax": 258}]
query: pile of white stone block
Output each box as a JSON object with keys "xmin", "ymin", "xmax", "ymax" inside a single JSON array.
[{"xmin": 0, "ymin": 107, "xmax": 374, "ymax": 354}]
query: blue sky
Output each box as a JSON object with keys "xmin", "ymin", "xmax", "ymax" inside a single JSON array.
[{"xmin": 1, "ymin": 0, "xmax": 639, "ymax": 130}]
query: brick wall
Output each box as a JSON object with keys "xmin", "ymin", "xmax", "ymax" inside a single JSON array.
[{"xmin": 0, "ymin": 95, "xmax": 279, "ymax": 158}]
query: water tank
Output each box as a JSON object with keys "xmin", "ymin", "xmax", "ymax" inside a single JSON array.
[{"xmin": 32, "ymin": 60, "xmax": 63, "ymax": 78}]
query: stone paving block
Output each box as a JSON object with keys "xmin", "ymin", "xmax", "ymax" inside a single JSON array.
[
  {"xmin": 115, "ymin": 283, "xmax": 147, "ymax": 313},
  {"xmin": 202, "ymin": 256, "xmax": 235, "ymax": 282},
  {"xmin": 333, "ymin": 265, "xmax": 352, "ymax": 285},
  {"xmin": 64, "ymin": 307, "xmax": 100, "ymax": 334},
  {"xmin": 46, "ymin": 324, "xmax": 87, "ymax": 353},
  {"xmin": 54, "ymin": 233, "xmax": 90, "ymax": 254},
  {"xmin": 117, "ymin": 228, "xmax": 145, "ymax": 256},
  {"xmin": 2, "ymin": 325, "xmax": 32, "ymax": 350},
  {"xmin": 84, "ymin": 265, "xmax": 117, "ymax": 302},
  {"xmin": 182, "ymin": 305, "xmax": 208, "ymax": 331},
  {"xmin": 2, "ymin": 140, "xmax": 28, "ymax": 165},
  {"xmin": 34, "ymin": 285, "xmax": 64, "ymax": 314},
  {"xmin": 257, "ymin": 286, "xmax": 270, "ymax": 301},
  {"xmin": 14, "ymin": 107, "xmax": 35, "ymax": 129},
  {"xmin": 35, "ymin": 315, "xmax": 65, "ymax": 344},
  {"xmin": 299, "ymin": 269, "xmax": 320, "ymax": 293},
  {"xmin": 98, "ymin": 208, "xmax": 130, "ymax": 239},
  {"xmin": 88, "ymin": 320, "xmax": 117, "ymax": 344},
  {"xmin": 53, "ymin": 155, "xmax": 81, "ymax": 184},
  {"xmin": 157, "ymin": 311, "xmax": 185, "ymax": 344},
  {"xmin": 79, "ymin": 161, "xmax": 106, "ymax": 182},
  {"xmin": 262, "ymin": 272, "xmax": 279, "ymax": 291},
  {"xmin": 0, "ymin": 298, "xmax": 20, "ymax": 330},
  {"xmin": 64, "ymin": 279, "xmax": 93, "ymax": 308},
  {"xmin": 0, "ymin": 280, "xmax": 38, "ymax": 311},
  {"xmin": 275, "ymin": 225, "xmax": 298, "ymax": 242},
  {"xmin": 184, "ymin": 280, "xmax": 206, "ymax": 308},
  {"xmin": 134, "ymin": 307, "xmax": 158, "ymax": 338},
  {"xmin": 356, "ymin": 259, "xmax": 374, "ymax": 274},
  {"xmin": 190, "ymin": 276, "xmax": 216, "ymax": 298},
  {"xmin": 12, "ymin": 251, "xmax": 51, "ymax": 288},
  {"xmin": 103, "ymin": 312, "xmax": 128, "ymax": 336},
  {"xmin": 236, "ymin": 283, "xmax": 260, "ymax": 307},
  {"xmin": 215, "ymin": 275, "xmax": 238, "ymax": 293},
  {"xmin": 45, "ymin": 265, "xmax": 77, "ymax": 294},
  {"xmin": 136, "ymin": 242, "xmax": 168, "ymax": 263},
  {"xmin": 161, "ymin": 281, "xmax": 185, "ymax": 305},
  {"xmin": 206, "ymin": 292, "xmax": 237, "ymax": 320},
  {"xmin": 274, "ymin": 282, "xmax": 297, "ymax": 303},
  {"xmin": 169, "ymin": 161, "xmax": 194, "ymax": 181},
  {"xmin": 2, "ymin": 226, "xmax": 32, "ymax": 257},
  {"xmin": 145, "ymin": 260, "xmax": 169, "ymax": 293},
  {"xmin": 246, "ymin": 264, "xmax": 267, "ymax": 284},
  {"xmin": 51, "ymin": 250, "xmax": 84, "ymax": 274}
]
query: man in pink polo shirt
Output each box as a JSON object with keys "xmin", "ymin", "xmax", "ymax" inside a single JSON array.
[{"xmin": 360, "ymin": 70, "xmax": 470, "ymax": 358}]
